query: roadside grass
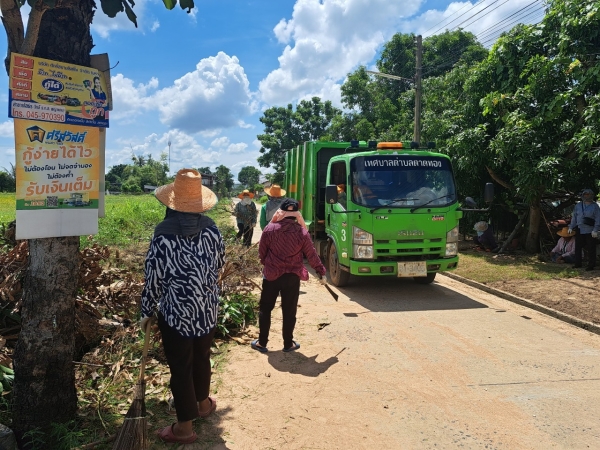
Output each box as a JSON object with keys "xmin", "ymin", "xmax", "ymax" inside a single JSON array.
[
  {"xmin": 0, "ymin": 193, "xmax": 15, "ymax": 224},
  {"xmin": 0, "ymin": 194, "xmax": 254, "ymax": 447},
  {"xmin": 454, "ymin": 252, "xmax": 580, "ymax": 284}
]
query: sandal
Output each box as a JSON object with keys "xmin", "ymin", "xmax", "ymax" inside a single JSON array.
[
  {"xmin": 198, "ymin": 396, "xmax": 217, "ymax": 418},
  {"xmin": 167, "ymin": 396, "xmax": 217, "ymax": 418},
  {"xmin": 251, "ymin": 339, "xmax": 268, "ymax": 353},
  {"xmin": 283, "ymin": 341, "xmax": 300, "ymax": 352},
  {"xmin": 156, "ymin": 423, "xmax": 198, "ymax": 444}
]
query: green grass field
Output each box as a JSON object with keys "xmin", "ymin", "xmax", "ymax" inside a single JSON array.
[
  {"xmin": 0, "ymin": 193, "xmax": 234, "ymax": 247},
  {"xmin": 0, "ymin": 193, "xmax": 15, "ymax": 224},
  {"xmin": 1, "ymin": 193, "xmax": 577, "ymax": 282}
]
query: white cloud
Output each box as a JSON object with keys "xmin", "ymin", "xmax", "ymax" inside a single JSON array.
[
  {"xmin": 259, "ymin": 0, "xmax": 420, "ymax": 106},
  {"xmin": 150, "ymin": 20, "xmax": 160, "ymax": 32},
  {"xmin": 227, "ymin": 143, "xmax": 247, "ymax": 154},
  {"xmin": 210, "ymin": 137, "xmax": 230, "ymax": 148},
  {"xmin": 110, "ymin": 74, "xmax": 159, "ymax": 121},
  {"xmin": 150, "ymin": 52, "xmax": 254, "ymax": 133},
  {"xmin": 407, "ymin": 0, "xmax": 542, "ymax": 45},
  {"xmin": 0, "ymin": 121, "xmax": 13, "ymax": 138}
]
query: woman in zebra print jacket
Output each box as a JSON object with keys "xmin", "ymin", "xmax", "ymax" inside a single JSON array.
[{"xmin": 141, "ymin": 169, "xmax": 225, "ymax": 445}]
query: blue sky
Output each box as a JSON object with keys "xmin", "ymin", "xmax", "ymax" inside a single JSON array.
[{"xmin": 0, "ymin": 0, "xmax": 544, "ymax": 180}]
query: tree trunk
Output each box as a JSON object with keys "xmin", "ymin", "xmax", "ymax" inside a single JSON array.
[
  {"xmin": 12, "ymin": 237, "xmax": 80, "ymax": 441},
  {"xmin": 12, "ymin": 0, "xmax": 95, "ymax": 445},
  {"xmin": 525, "ymin": 202, "xmax": 542, "ymax": 253}
]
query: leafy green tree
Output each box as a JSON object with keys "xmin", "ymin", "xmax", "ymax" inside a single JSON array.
[
  {"xmin": 0, "ymin": 165, "xmax": 16, "ymax": 192},
  {"xmin": 214, "ymin": 165, "xmax": 234, "ymax": 198},
  {"xmin": 448, "ymin": 0, "xmax": 600, "ymax": 252},
  {"xmin": 0, "ymin": 0, "xmax": 198, "ymax": 439},
  {"xmin": 238, "ymin": 166, "xmax": 261, "ymax": 188},
  {"xmin": 196, "ymin": 166, "xmax": 213, "ymax": 175},
  {"xmin": 341, "ymin": 31, "xmax": 487, "ymax": 141},
  {"xmin": 257, "ymin": 97, "xmax": 342, "ymax": 178}
]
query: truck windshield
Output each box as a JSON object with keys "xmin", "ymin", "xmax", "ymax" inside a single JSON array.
[{"xmin": 350, "ymin": 155, "xmax": 457, "ymax": 209}]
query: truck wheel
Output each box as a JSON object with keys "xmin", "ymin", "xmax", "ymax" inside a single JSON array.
[
  {"xmin": 414, "ymin": 273, "xmax": 436, "ymax": 284},
  {"xmin": 328, "ymin": 242, "xmax": 350, "ymax": 287}
]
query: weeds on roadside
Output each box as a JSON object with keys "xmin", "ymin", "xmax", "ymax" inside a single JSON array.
[{"xmin": 22, "ymin": 421, "xmax": 86, "ymax": 450}]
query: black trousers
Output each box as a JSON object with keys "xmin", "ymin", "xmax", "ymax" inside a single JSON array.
[
  {"xmin": 574, "ymin": 233, "xmax": 597, "ymax": 268},
  {"xmin": 236, "ymin": 222, "xmax": 254, "ymax": 247},
  {"xmin": 258, "ymin": 273, "xmax": 300, "ymax": 349},
  {"xmin": 158, "ymin": 314, "xmax": 216, "ymax": 422}
]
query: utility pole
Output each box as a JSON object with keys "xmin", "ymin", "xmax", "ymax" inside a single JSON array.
[
  {"xmin": 168, "ymin": 140, "xmax": 171, "ymax": 175},
  {"xmin": 365, "ymin": 34, "xmax": 423, "ymax": 145},
  {"xmin": 414, "ymin": 34, "xmax": 422, "ymax": 144}
]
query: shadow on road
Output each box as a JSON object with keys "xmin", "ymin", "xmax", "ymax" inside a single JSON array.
[
  {"xmin": 306, "ymin": 266, "xmax": 488, "ymax": 313},
  {"xmin": 265, "ymin": 349, "xmax": 341, "ymax": 377}
]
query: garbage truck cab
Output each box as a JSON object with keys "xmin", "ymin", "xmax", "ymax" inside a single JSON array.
[{"xmin": 284, "ymin": 140, "xmax": 463, "ymax": 286}]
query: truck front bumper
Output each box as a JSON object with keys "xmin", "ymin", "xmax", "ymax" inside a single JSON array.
[{"xmin": 346, "ymin": 256, "xmax": 459, "ymax": 276}]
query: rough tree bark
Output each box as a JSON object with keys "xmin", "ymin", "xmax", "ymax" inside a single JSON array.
[
  {"xmin": 10, "ymin": 0, "xmax": 96, "ymax": 445},
  {"xmin": 525, "ymin": 200, "xmax": 542, "ymax": 254}
]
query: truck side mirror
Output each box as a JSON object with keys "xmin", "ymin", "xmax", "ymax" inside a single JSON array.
[
  {"xmin": 464, "ymin": 197, "xmax": 477, "ymax": 208},
  {"xmin": 325, "ymin": 185, "xmax": 339, "ymax": 204},
  {"xmin": 484, "ymin": 183, "xmax": 494, "ymax": 203}
]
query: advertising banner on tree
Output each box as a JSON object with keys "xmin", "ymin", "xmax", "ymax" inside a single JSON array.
[
  {"xmin": 14, "ymin": 119, "xmax": 100, "ymax": 239},
  {"xmin": 8, "ymin": 53, "xmax": 109, "ymax": 128}
]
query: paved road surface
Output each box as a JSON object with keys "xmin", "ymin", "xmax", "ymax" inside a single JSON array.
[{"xmin": 213, "ymin": 199, "xmax": 600, "ymax": 449}]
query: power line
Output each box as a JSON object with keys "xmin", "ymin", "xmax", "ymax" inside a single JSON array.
[
  {"xmin": 476, "ymin": 0, "xmax": 544, "ymax": 41},
  {"xmin": 421, "ymin": 0, "xmax": 478, "ymax": 37},
  {"xmin": 476, "ymin": 3, "xmax": 544, "ymax": 42},
  {"xmin": 449, "ymin": 0, "xmax": 512, "ymax": 33},
  {"xmin": 425, "ymin": 0, "xmax": 501, "ymax": 38}
]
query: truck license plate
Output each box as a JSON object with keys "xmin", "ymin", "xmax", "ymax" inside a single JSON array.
[{"xmin": 397, "ymin": 261, "xmax": 427, "ymax": 277}]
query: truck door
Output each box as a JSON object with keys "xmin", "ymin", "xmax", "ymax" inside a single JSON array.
[{"xmin": 326, "ymin": 161, "xmax": 350, "ymax": 261}]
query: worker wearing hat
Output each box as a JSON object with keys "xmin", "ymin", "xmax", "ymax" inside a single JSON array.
[
  {"xmin": 569, "ymin": 188, "xmax": 600, "ymax": 270},
  {"xmin": 141, "ymin": 169, "xmax": 224, "ymax": 444},
  {"xmin": 260, "ymin": 184, "xmax": 287, "ymax": 230},
  {"xmin": 252, "ymin": 199, "xmax": 325, "ymax": 353},
  {"xmin": 234, "ymin": 189, "xmax": 257, "ymax": 246},
  {"xmin": 550, "ymin": 227, "xmax": 576, "ymax": 264}
]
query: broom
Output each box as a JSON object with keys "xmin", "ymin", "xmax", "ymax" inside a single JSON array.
[{"xmin": 112, "ymin": 319, "xmax": 153, "ymax": 450}]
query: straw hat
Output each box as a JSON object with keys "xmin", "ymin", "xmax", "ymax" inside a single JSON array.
[
  {"xmin": 237, "ymin": 189, "xmax": 255, "ymax": 199},
  {"xmin": 154, "ymin": 168, "xmax": 217, "ymax": 213},
  {"xmin": 473, "ymin": 221, "xmax": 488, "ymax": 232},
  {"xmin": 264, "ymin": 184, "xmax": 286, "ymax": 197},
  {"xmin": 556, "ymin": 227, "xmax": 575, "ymax": 238}
]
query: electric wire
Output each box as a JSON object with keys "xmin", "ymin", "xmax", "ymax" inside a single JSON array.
[
  {"xmin": 426, "ymin": 0, "xmax": 505, "ymax": 38},
  {"xmin": 475, "ymin": 0, "xmax": 542, "ymax": 41},
  {"xmin": 421, "ymin": 0, "xmax": 478, "ymax": 37}
]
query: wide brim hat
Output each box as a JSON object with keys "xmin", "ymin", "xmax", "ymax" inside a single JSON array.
[
  {"xmin": 557, "ymin": 227, "xmax": 575, "ymax": 237},
  {"xmin": 237, "ymin": 189, "xmax": 255, "ymax": 199},
  {"xmin": 264, "ymin": 184, "xmax": 286, "ymax": 197},
  {"xmin": 473, "ymin": 221, "xmax": 489, "ymax": 232},
  {"xmin": 155, "ymin": 168, "xmax": 218, "ymax": 213}
]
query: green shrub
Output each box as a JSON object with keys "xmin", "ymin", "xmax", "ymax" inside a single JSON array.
[{"xmin": 217, "ymin": 293, "xmax": 258, "ymax": 338}]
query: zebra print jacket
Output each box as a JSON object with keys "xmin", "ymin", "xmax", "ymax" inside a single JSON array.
[{"xmin": 141, "ymin": 225, "xmax": 226, "ymax": 337}]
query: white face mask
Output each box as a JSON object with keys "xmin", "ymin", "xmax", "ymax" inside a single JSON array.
[{"xmin": 241, "ymin": 197, "xmax": 251, "ymax": 205}]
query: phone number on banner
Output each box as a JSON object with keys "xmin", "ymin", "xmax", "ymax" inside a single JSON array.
[{"xmin": 11, "ymin": 104, "xmax": 66, "ymax": 122}]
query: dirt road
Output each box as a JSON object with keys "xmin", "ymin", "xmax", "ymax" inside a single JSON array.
[{"xmin": 185, "ymin": 216, "xmax": 600, "ymax": 449}]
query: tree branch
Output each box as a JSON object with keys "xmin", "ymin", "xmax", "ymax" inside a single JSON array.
[
  {"xmin": 20, "ymin": 0, "xmax": 49, "ymax": 56},
  {"xmin": 485, "ymin": 166, "xmax": 515, "ymax": 190}
]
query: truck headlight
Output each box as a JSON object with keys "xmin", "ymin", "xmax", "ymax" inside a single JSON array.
[
  {"xmin": 353, "ymin": 244, "xmax": 374, "ymax": 259},
  {"xmin": 353, "ymin": 227, "xmax": 373, "ymax": 244},
  {"xmin": 445, "ymin": 226, "xmax": 459, "ymax": 256},
  {"xmin": 445, "ymin": 242, "xmax": 458, "ymax": 257},
  {"xmin": 446, "ymin": 225, "xmax": 459, "ymax": 243}
]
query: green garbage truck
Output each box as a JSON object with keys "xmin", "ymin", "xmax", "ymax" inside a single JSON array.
[{"xmin": 284, "ymin": 140, "xmax": 476, "ymax": 286}]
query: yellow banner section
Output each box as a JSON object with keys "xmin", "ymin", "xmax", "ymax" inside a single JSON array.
[
  {"xmin": 15, "ymin": 119, "xmax": 100, "ymax": 210},
  {"xmin": 9, "ymin": 53, "xmax": 109, "ymax": 128}
]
